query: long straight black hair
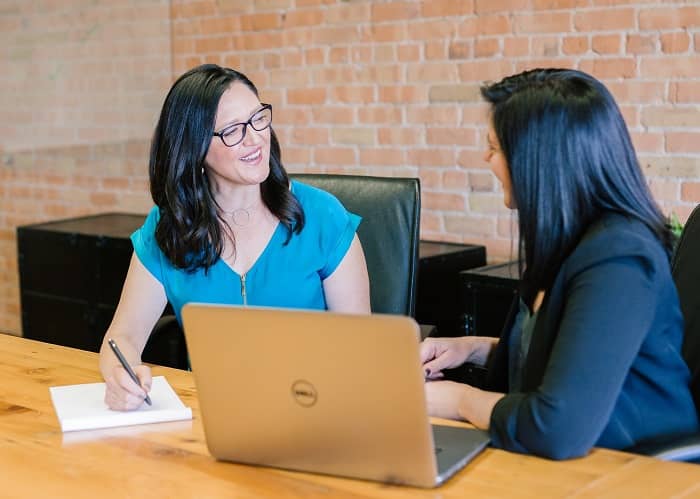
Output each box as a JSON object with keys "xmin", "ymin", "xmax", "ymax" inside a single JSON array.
[
  {"xmin": 481, "ymin": 68, "xmax": 673, "ymax": 306},
  {"xmin": 149, "ymin": 64, "xmax": 304, "ymax": 272}
]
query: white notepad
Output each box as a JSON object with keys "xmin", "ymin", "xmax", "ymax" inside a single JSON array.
[{"xmin": 50, "ymin": 376, "xmax": 193, "ymax": 432}]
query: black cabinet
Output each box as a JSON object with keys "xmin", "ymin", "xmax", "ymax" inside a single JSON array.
[
  {"xmin": 17, "ymin": 213, "xmax": 144, "ymax": 352},
  {"xmin": 17, "ymin": 212, "xmax": 185, "ymax": 367},
  {"xmin": 459, "ymin": 261, "xmax": 520, "ymax": 338},
  {"xmin": 416, "ymin": 241, "xmax": 486, "ymax": 335}
]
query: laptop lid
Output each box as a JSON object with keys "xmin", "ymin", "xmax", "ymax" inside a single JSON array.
[{"xmin": 181, "ymin": 304, "xmax": 487, "ymax": 488}]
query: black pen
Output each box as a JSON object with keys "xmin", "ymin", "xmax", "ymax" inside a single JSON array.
[{"xmin": 107, "ymin": 338, "xmax": 152, "ymax": 406}]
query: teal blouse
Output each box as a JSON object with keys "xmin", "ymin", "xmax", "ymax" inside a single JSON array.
[{"xmin": 131, "ymin": 180, "xmax": 361, "ymax": 323}]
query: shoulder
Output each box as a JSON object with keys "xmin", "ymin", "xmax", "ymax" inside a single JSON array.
[
  {"xmin": 133, "ymin": 206, "xmax": 160, "ymax": 238},
  {"xmin": 290, "ymin": 180, "xmax": 347, "ymax": 215},
  {"xmin": 564, "ymin": 213, "xmax": 670, "ymax": 278},
  {"xmin": 144, "ymin": 205, "xmax": 160, "ymax": 225}
]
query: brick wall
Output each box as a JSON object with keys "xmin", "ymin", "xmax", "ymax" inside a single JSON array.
[
  {"xmin": 0, "ymin": 0, "xmax": 171, "ymax": 334},
  {"xmin": 1, "ymin": 0, "xmax": 699, "ymax": 335}
]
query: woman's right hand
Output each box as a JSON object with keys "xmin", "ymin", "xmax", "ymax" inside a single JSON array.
[
  {"xmin": 420, "ymin": 336, "xmax": 498, "ymax": 380},
  {"xmin": 104, "ymin": 364, "xmax": 153, "ymax": 411}
]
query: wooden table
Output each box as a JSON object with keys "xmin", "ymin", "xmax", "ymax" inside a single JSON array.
[{"xmin": 2, "ymin": 334, "xmax": 699, "ymax": 498}]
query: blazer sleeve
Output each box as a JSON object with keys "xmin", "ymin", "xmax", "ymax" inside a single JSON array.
[{"xmin": 488, "ymin": 251, "xmax": 663, "ymax": 459}]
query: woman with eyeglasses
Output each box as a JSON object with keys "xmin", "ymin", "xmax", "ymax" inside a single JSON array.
[
  {"xmin": 420, "ymin": 68, "xmax": 698, "ymax": 459},
  {"xmin": 99, "ymin": 64, "xmax": 370, "ymax": 410}
]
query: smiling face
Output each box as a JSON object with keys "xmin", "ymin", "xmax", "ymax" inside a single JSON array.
[
  {"xmin": 204, "ymin": 82, "xmax": 271, "ymax": 193},
  {"xmin": 484, "ymin": 122, "xmax": 515, "ymax": 209}
]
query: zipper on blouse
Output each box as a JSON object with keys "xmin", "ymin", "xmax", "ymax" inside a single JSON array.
[{"xmin": 241, "ymin": 272, "xmax": 248, "ymax": 306}]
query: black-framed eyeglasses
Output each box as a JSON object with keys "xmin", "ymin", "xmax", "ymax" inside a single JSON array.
[{"xmin": 212, "ymin": 104, "xmax": 272, "ymax": 147}]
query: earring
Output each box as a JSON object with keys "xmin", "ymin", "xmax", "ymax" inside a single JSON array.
[{"xmin": 201, "ymin": 167, "xmax": 205, "ymax": 176}]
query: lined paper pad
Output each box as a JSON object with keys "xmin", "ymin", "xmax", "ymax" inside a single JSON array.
[{"xmin": 50, "ymin": 376, "xmax": 193, "ymax": 432}]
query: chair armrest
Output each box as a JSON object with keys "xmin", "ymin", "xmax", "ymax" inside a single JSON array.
[{"xmin": 627, "ymin": 433, "xmax": 700, "ymax": 463}]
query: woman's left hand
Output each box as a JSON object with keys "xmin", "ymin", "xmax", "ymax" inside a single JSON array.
[{"xmin": 424, "ymin": 380, "xmax": 469, "ymax": 421}]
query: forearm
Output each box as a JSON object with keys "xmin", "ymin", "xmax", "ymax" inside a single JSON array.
[
  {"xmin": 466, "ymin": 336, "xmax": 500, "ymax": 366},
  {"xmin": 457, "ymin": 384, "xmax": 505, "ymax": 429}
]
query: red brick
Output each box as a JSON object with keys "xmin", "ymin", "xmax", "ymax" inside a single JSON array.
[
  {"xmin": 407, "ymin": 62, "xmax": 458, "ymax": 83},
  {"xmin": 240, "ymin": 13, "xmax": 280, "ymax": 30},
  {"xmin": 313, "ymin": 147, "xmax": 356, "ymax": 166},
  {"xmin": 458, "ymin": 59, "xmax": 514, "ymax": 82},
  {"xmin": 328, "ymin": 47, "xmax": 350, "ymax": 64},
  {"xmin": 639, "ymin": 7, "xmax": 700, "ymax": 30},
  {"xmin": 515, "ymin": 12, "xmax": 571, "ymax": 33},
  {"xmin": 575, "ymin": 8, "xmax": 635, "ymax": 31},
  {"xmin": 359, "ymin": 149, "xmax": 406, "ymax": 167},
  {"xmin": 358, "ymin": 107, "xmax": 403, "ymax": 124},
  {"xmin": 661, "ymin": 32, "xmax": 690, "ymax": 54},
  {"xmin": 648, "ymin": 179, "xmax": 680, "ymax": 202},
  {"xmin": 606, "ymin": 81, "xmax": 665, "ymax": 104},
  {"xmin": 325, "ymin": 3, "xmax": 370, "ymax": 24},
  {"xmin": 681, "ymin": 182, "xmax": 700, "ymax": 202},
  {"xmin": 284, "ymin": 9, "xmax": 323, "ymax": 28},
  {"xmin": 89, "ymin": 192, "xmax": 118, "ymax": 207},
  {"xmin": 670, "ymin": 82, "xmax": 700, "ymax": 103},
  {"xmin": 282, "ymin": 146, "xmax": 311, "ymax": 165},
  {"xmin": 475, "ymin": 38, "xmax": 500, "ymax": 58},
  {"xmin": 630, "ymin": 132, "xmax": 664, "ymax": 154},
  {"xmin": 406, "ymin": 106, "xmax": 460, "ymax": 125},
  {"xmin": 290, "ymin": 127, "xmax": 329, "ymax": 145},
  {"xmin": 476, "ymin": 0, "xmax": 529, "ymax": 14},
  {"xmin": 639, "ymin": 56, "xmax": 700, "ymax": 78},
  {"xmin": 312, "ymin": 26, "xmax": 360, "ymax": 45},
  {"xmin": 397, "ymin": 44, "xmax": 421, "ymax": 62},
  {"xmin": 406, "ymin": 19, "xmax": 456, "ymax": 40},
  {"xmin": 329, "ymin": 86, "xmax": 374, "ymax": 104},
  {"xmin": 423, "ymin": 192, "xmax": 466, "ymax": 211},
  {"xmin": 312, "ymin": 107, "xmax": 354, "ymax": 125},
  {"xmin": 563, "ymin": 35, "xmax": 589, "ymax": 55},
  {"xmin": 443, "ymin": 170, "xmax": 469, "ymax": 190},
  {"xmin": 420, "ymin": 212, "xmax": 443, "ymax": 233},
  {"xmin": 504, "ymin": 36, "xmax": 531, "ymax": 57},
  {"xmin": 667, "ymin": 133, "xmax": 700, "ymax": 153},
  {"xmin": 532, "ymin": 36, "xmax": 560, "ymax": 57},
  {"xmin": 626, "ymin": 34, "xmax": 657, "ymax": 55},
  {"xmin": 459, "ymin": 14, "xmax": 511, "ymax": 36},
  {"xmin": 422, "ymin": 0, "xmax": 474, "ymax": 17},
  {"xmin": 592, "ymin": 34, "xmax": 621, "ymax": 55},
  {"xmin": 379, "ymin": 85, "xmax": 427, "ymax": 103},
  {"xmin": 305, "ymin": 48, "xmax": 325, "ymax": 65},
  {"xmin": 360, "ymin": 23, "xmax": 406, "ymax": 43},
  {"xmin": 287, "ymin": 88, "xmax": 327, "ymax": 105},
  {"xmin": 427, "ymin": 127, "xmax": 477, "ymax": 146},
  {"xmin": 579, "ymin": 58, "xmax": 636, "ymax": 79},
  {"xmin": 371, "ymin": 2, "xmax": 420, "ymax": 22},
  {"xmin": 448, "ymin": 41, "xmax": 471, "ymax": 59},
  {"xmin": 355, "ymin": 64, "xmax": 402, "ymax": 85},
  {"xmin": 407, "ymin": 148, "xmax": 456, "ymax": 167},
  {"xmin": 378, "ymin": 128, "xmax": 423, "ymax": 146},
  {"xmin": 533, "ymin": 0, "xmax": 586, "ymax": 7}
]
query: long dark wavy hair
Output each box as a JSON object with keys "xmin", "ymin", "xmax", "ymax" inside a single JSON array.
[
  {"xmin": 149, "ymin": 64, "xmax": 304, "ymax": 272},
  {"xmin": 481, "ymin": 68, "xmax": 673, "ymax": 306}
]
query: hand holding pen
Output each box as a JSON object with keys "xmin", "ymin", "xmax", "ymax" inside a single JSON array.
[{"xmin": 106, "ymin": 338, "xmax": 153, "ymax": 409}]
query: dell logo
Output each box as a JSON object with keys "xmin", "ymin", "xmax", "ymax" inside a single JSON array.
[{"xmin": 291, "ymin": 380, "xmax": 317, "ymax": 407}]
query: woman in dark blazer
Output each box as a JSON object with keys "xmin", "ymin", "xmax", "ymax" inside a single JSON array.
[{"xmin": 421, "ymin": 68, "xmax": 699, "ymax": 459}]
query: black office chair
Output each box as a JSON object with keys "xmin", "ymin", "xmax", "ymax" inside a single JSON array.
[
  {"xmin": 144, "ymin": 173, "xmax": 422, "ymax": 369},
  {"xmin": 290, "ymin": 173, "xmax": 420, "ymax": 316},
  {"xmin": 630, "ymin": 204, "xmax": 700, "ymax": 462}
]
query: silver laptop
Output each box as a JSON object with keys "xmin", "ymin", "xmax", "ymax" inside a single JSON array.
[{"xmin": 181, "ymin": 304, "xmax": 490, "ymax": 488}]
